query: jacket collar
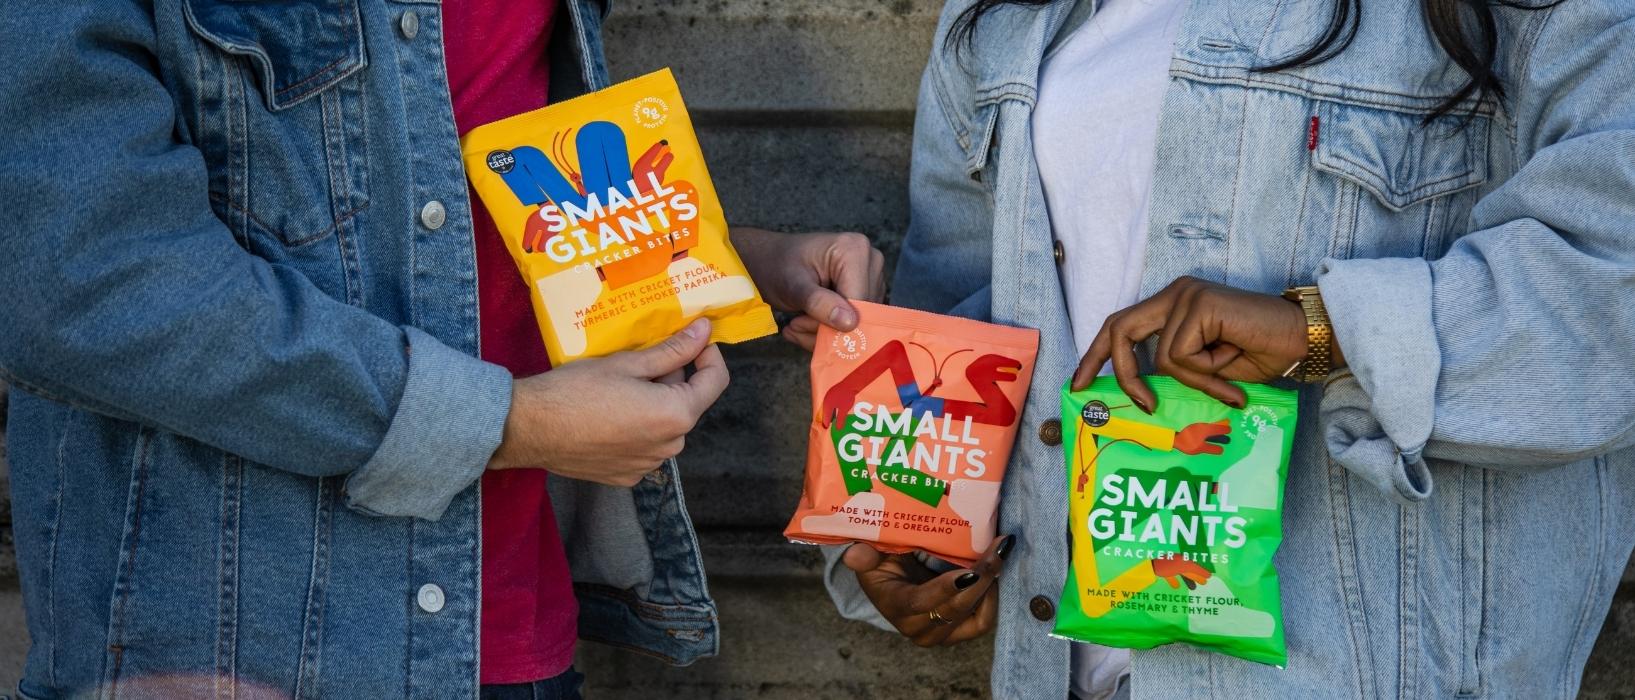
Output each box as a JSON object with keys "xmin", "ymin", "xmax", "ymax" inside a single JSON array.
[{"xmin": 949, "ymin": 0, "xmax": 1080, "ymax": 107}]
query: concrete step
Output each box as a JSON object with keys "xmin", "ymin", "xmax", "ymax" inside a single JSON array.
[
  {"xmin": 576, "ymin": 574, "xmax": 994, "ymax": 700},
  {"xmin": 698, "ymin": 124, "xmax": 912, "ymax": 251},
  {"xmin": 695, "ymin": 528, "xmax": 826, "ymax": 580}
]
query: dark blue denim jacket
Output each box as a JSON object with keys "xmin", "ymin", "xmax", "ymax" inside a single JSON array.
[{"xmin": 0, "ymin": 1, "xmax": 717, "ymax": 697}]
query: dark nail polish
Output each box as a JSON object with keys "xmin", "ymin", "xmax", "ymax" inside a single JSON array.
[
  {"xmin": 955, "ymin": 572, "xmax": 980, "ymax": 590},
  {"xmin": 996, "ymin": 534, "xmax": 1016, "ymax": 559}
]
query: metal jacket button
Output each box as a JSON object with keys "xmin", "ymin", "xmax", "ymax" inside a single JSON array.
[
  {"xmin": 416, "ymin": 583, "xmax": 445, "ymax": 613},
  {"xmin": 420, "ymin": 200, "xmax": 446, "ymax": 230},
  {"xmin": 1029, "ymin": 595, "xmax": 1055, "ymax": 622},
  {"xmin": 399, "ymin": 11, "xmax": 420, "ymax": 40},
  {"xmin": 1053, "ymin": 240, "xmax": 1064, "ymax": 264},
  {"xmin": 1039, "ymin": 419, "xmax": 1062, "ymax": 447}
]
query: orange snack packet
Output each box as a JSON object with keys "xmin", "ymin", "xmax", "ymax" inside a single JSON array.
[
  {"xmin": 785, "ymin": 301, "xmax": 1039, "ymax": 566},
  {"xmin": 461, "ymin": 68, "xmax": 776, "ymax": 364}
]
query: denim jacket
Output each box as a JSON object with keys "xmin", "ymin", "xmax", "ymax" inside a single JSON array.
[
  {"xmin": 0, "ymin": 1, "xmax": 718, "ymax": 698},
  {"xmin": 826, "ymin": 1, "xmax": 1635, "ymax": 698}
]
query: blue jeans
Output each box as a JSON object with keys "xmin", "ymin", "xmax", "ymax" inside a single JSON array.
[{"xmin": 480, "ymin": 669, "xmax": 585, "ymax": 700}]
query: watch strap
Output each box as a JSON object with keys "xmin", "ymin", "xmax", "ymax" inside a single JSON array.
[{"xmin": 1281, "ymin": 286, "xmax": 1332, "ymax": 383}]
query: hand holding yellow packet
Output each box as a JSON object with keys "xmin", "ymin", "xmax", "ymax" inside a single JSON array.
[{"xmin": 462, "ymin": 68, "xmax": 776, "ymax": 364}]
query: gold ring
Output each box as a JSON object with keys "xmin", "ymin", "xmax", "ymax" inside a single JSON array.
[{"xmin": 928, "ymin": 609, "xmax": 950, "ymax": 625}]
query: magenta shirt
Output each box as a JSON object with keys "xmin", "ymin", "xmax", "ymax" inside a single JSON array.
[{"xmin": 441, "ymin": 0, "xmax": 577, "ymax": 684}]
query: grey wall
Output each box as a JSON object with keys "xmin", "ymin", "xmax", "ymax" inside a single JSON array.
[{"xmin": 0, "ymin": 2, "xmax": 1630, "ymax": 699}]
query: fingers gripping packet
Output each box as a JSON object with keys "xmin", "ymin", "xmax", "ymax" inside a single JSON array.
[
  {"xmin": 462, "ymin": 68, "xmax": 776, "ymax": 364},
  {"xmin": 785, "ymin": 301, "xmax": 1039, "ymax": 566},
  {"xmin": 1055, "ymin": 376, "xmax": 1298, "ymax": 666}
]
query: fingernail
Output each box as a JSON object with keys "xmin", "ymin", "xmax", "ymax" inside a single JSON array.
[
  {"xmin": 996, "ymin": 534, "xmax": 1016, "ymax": 559},
  {"xmin": 828, "ymin": 305, "xmax": 856, "ymax": 328},
  {"xmin": 954, "ymin": 572, "xmax": 980, "ymax": 590},
  {"xmin": 681, "ymin": 318, "xmax": 708, "ymax": 339},
  {"xmin": 1134, "ymin": 396, "xmax": 1153, "ymax": 414}
]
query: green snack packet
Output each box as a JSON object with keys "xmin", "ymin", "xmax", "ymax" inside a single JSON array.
[{"xmin": 1054, "ymin": 375, "xmax": 1298, "ymax": 667}]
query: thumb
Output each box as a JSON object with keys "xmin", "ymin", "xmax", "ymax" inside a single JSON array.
[
  {"xmin": 675, "ymin": 343, "xmax": 730, "ymax": 417},
  {"xmin": 619, "ymin": 318, "xmax": 711, "ymax": 378},
  {"xmin": 800, "ymin": 284, "xmax": 860, "ymax": 332},
  {"xmin": 841, "ymin": 543, "xmax": 885, "ymax": 572}
]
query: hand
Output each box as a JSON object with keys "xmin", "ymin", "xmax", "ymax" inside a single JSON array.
[
  {"xmin": 1072, "ymin": 276, "xmax": 1313, "ymax": 411},
  {"xmin": 842, "ymin": 535, "xmax": 1014, "ymax": 647},
  {"xmin": 730, "ymin": 227, "xmax": 886, "ymax": 350},
  {"xmin": 1174, "ymin": 421, "xmax": 1231, "ymax": 456},
  {"xmin": 1151, "ymin": 553, "xmax": 1211, "ymax": 590},
  {"xmin": 488, "ymin": 318, "xmax": 730, "ymax": 486}
]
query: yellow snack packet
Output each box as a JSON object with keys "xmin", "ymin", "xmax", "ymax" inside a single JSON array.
[{"xmin": 461, "ymin": 68, "xmax": 777, "ymax": 364}]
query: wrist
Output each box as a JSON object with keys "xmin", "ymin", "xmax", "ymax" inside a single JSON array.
[
  {"xmin": 728, "ymin": 226, "xmax": 779, "ymax": 268},
  {"xmin": 489, "ymin": 377, "xmax": 555, "ymax": 471},
  {"xmin": 1280, "ymin": 285, "xmax": 1335, "ymax": 382},
  {"xmin": 488, "ymin": 382, "xmax": 525, "ymax": 470}
]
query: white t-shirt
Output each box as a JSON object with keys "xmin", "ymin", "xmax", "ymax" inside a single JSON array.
[
  {"xmin": 1032, "ymin": 0, "xmax": 1187, "ymax": 698},
  {"xmin": 1035, "ymin": 0, "xmax": 1186, "ymax": 359}
]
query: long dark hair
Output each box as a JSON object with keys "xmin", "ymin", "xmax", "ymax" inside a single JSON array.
[{"xmin": 951, "ymin": 0, "xmax": 1562, "ymax": 120}]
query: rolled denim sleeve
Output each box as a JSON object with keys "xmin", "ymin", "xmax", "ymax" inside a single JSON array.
[
  {"xmin": 345, "ymin": 328, "xmax": 512, "ymax": 520},
  {"xmin": 1316, "ymin": 260, "xmax": 1437, "ymax": 502},
  {"xmin": 0, "ymin": 1, "xmax": 506, "ymax": 520},
  {"xmin": 1317, "ymin": 4, "xmax": 1635, "ymax": 502}
]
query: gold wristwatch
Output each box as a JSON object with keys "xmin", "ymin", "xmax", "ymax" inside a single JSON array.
[{"xmin": 1281, "ymin": 285, "xmax": 1333, "ymax": 383}]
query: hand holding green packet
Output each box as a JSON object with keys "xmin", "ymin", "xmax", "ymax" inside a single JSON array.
[{"xmin": 1054, "ymin": 376, "xmax": 1298, "ymax": 667}]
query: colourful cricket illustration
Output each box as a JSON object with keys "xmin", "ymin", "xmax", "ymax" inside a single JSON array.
[
  {"xmin": 786, "ymin": 301, "xmax": 1039, "ymax": 567},
  {"xmin": 462, "ymin": 68, "xmax": 775, "ymax": 365}
]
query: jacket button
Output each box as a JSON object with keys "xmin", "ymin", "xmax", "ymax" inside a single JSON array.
[
  {"xmin": 399, "ymin": 11, "xmax": 420, "ymax": 40},
  {"xmin": 420, "ymin": 200, "xmax": 446, "ymax": 230},
  {"xmin": 416, "ymin": 583, "xmax": 445, "ymax": 613},
  {"xmin": 1029, "ymin": 595, "xmax": 1055, "ymax": 622},
  {"xmin": 1052, "ymin": 240, "xmax": 1064, "ymax": 264},
  {"xmin": 1038, "ymin": 419, "xmax": 1062, "ymax": 447}
]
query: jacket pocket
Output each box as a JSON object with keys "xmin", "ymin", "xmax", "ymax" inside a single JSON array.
[
  {"xmin": 1313, "ymin": 100, "xmax": 1489, "ymax": 213},
  {"xmin": 1308, "ymin": 100, "xmax": 1490, "ymax": 263},
  {"xmin": 183, "ymin": 0, "xmax": 370, "ymax": 251}
]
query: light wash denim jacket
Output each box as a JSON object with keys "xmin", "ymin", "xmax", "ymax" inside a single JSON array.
[
  {"xmin": 0, "ymin": 1, "xmax": 719, "ymax": 698},
  {"xmin": 827, "ymin": 1, "xmax": 1635, "ymax": 698}
]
